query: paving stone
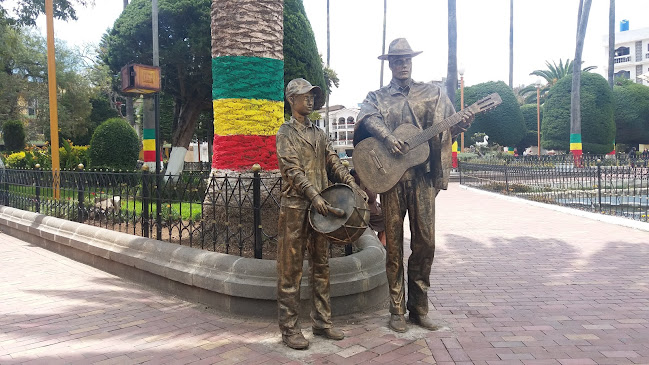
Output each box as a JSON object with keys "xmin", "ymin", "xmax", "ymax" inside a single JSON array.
[{"xmin": 2, "ymin": 184, "xmax": 649, "ymax": 364}]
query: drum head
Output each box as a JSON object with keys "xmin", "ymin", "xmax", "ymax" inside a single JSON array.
[{"xmin": 309, "ymin": 184, "xmax": 355, "ymax": 234}]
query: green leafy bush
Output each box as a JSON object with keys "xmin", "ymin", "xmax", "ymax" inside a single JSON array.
[
  {"xmin": 60, "ymin": 140, "xmax": 90, "ymax": 169},
  {"xmin": 4, "ymin": 146, "xmax": 51, "ymax": 169},
  {"xmin": 542, "ymin": 72, "xmax": 615, "ymax": 154},
  {"xmin": 89, "ymin": 118, "xmax": 139, "ymax": 170},
  {"xmin": 3, "ymin": 140, "xmax": 89, "ymax": 169},
  {"xmin": 458, "ymin": 81, "xmax": 525, "ymax": 149},
  {"xmin": 517, "ymin": 104, "xmax": 543, "ymax": 152},
  {"xmin": 2, "ymin": 120, "xmax": 26, "ymax": 152},
  {"xmin": 613, "ymin": 82, "xmax": 649, "ymax": 145}
]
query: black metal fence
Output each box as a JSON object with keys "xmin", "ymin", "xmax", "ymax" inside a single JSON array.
[
  {"xmin": 0, "ymin": 167, "xmax": 341, "ymax": 259},
  {"xmin": 459, "ymin": 155, "xmax": 649, "ymax": 222}
]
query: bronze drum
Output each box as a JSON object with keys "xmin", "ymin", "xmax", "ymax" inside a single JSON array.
[{"xmin": 309, "ymin": 184, "xmax": 370, "ymax": 245}]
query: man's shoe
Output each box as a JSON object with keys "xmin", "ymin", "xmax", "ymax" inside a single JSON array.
[
  {"xmin": 313, "ymin": 327, "xmax": 345, "ymax": 340},
  {"xmin": 282, "ymin": 332, "xmax": 309, "ymax": 350},
  {"xmin": 409, "ymin": 313, "xmax": 442, "ymax": 331},
  {"xmin": 388, "ymin": 314, "xmax": 408, "ymax": 333}
]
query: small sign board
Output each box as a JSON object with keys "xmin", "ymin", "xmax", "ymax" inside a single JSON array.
[{"xmin": 121, "ymin": 64, "xmax": 161, "ymax": 94}]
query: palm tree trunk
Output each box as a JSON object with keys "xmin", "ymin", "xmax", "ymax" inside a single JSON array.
[
  {"xmin": 509, "ymin": 0, "xmax": 513, "ymax": 88},
  {"xmin": 608, "ymin": 0, "xmax": 615, "ymax": 89},
  {"xmin": 122, "ymin": 0, "xmax": 136, "ymax": 137},
  {"xmin": 210, "ymin": 0, "xmax": 284, "ymax": 171},
  {"xmin": 570, "ymin": 0, "xmax": 592, "ymax": 163},
  {"xmin": 380, "ymin": 0, "xmax": 387, "ymax": 88},
  {"xmin": 446, "ymin": 0, "xmax": 457, "ymax": 105}
]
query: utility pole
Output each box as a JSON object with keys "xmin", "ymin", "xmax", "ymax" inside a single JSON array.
[{"xmin": 45, "ymin": 0, "xmax": 60, "ymax": 199}]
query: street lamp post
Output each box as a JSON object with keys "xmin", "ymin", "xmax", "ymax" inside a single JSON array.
[
  {"xmin": 536, "ymin": 79, "xmax": 542, "ymax": 158},
  {"xmin": 459, "ymin": 66, "xmax": 465, "ymax": 153}
]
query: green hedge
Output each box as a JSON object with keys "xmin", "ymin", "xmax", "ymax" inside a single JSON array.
[
  {"xmin": 89, "ymin": 118, "xmax": 139, "ymax": 170},
  {"xmin": 2, "ymin": 120, "xmax": 26, "ymax": 152},
  {"xmin": 457, "ymin": 81, "xmax": 525, "ymax": 148},
  {"xmin": 542, "ymin": 72, "xmax": 615, "ymax": 154},
  {"xmin": 613, "ymin": 82, "xmax": 649, "ymax": 145}
]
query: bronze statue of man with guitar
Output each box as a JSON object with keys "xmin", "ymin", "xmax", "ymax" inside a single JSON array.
[{"xmin": 353, "ymin": 38, "xmax": 489, "ymax": 333}]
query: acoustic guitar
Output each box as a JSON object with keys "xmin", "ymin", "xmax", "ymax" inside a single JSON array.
[{"xmin": 353, "ymin": 93, "xmax": 502, "ymax": 193}]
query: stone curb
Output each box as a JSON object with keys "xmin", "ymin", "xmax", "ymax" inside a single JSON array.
[{"xmin": 0, "ymin": 206, "xmax": 388, "ymax": 317}]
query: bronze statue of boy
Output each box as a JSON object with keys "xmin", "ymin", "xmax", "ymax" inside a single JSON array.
[{"xmin": 275, "ymin": 78, "xmax": 366, "ymax": 350}]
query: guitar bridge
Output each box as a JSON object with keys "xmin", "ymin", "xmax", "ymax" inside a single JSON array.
[{"xmin": 370, "ymin": 150, "xmax": 387, "ymax": 175}]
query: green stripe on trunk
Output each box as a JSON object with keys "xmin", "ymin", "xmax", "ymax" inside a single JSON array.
[{"xmin": 212, "ymin": 56, "xmax": 284, "ymax": 101}]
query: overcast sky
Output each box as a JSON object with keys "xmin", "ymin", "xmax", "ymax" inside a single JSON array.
[{"xmin": 21, "ymin": 0, "xmax": 649, "ymax": 107}]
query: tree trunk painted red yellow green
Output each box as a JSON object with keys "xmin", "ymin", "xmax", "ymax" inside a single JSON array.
[{"xmin": 211, "ymin": 0, "xmax": 284, "ymax": 171}]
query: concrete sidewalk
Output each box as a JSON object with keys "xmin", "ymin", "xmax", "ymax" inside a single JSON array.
[{"xmin": 1, "ymin": 183, "xmax": 648, "ymax": 365}]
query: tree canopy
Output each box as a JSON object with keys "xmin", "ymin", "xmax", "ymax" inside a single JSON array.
[
  {"xmin": 542, "ymin": 72, "xmax": 614, "ymax": 154},
  {"xmin": 519, "ymin": 58, "xmax": 596, "ymax": 104},
  {"xmin": 613, "ymin": 80, "xmax": 649, "ymax": 145},
  {"xmin": 105, "ymin": 0, "xmax": 213, "ymax": 149},
  {"xmin": 457, "ymin": 81, "xmax": 525, "ymax": 148},
  {"xmin": 284, "ymin": 0, "xmax": 326, "ymax": 115},
  {"xmin": 0, "ymin": 0, "xmax": 91, "ymax": 26}
]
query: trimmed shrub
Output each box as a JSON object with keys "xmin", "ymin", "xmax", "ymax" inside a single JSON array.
[
  {"xmin": 542, "ymin": 72, "xmax": 615, "ymax": 154},
  {"xmin": 613, "ymin": 82, "xmax": 649, "ymax": 145},
  {"xmin": 89, "ymin": 118, "xmax": 139, "ymax": 170},
  {"xmin": 457, "ymin": 81, "xmax": 525, "ymax": 149},
  {"xmin": 2, "ymin": 120, "xmax": 26, "ymax": 152},
  {"xmin": 516, "ymin": 104, "xmax": 543, "ymax": 152}
]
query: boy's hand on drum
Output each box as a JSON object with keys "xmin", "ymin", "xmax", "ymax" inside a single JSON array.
[{"xmin": 312, "ymin": 195, "xmax": 330, "ymax": 216}]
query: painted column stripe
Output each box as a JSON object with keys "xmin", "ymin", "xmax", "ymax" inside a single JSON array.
[
  {"xmin": 142, "ymin": 139, "xmax": 156, "ymax": 151},
  {"xmin": 212, "ymin": 56, "xmax": 284, "ymax": 101},
  {"xmin": 212, "ymin": 135, "xmax": 278, "ymax": 170},
  {"xmin": 142, "ymin": 129, "xmax": 155, "ymax": 140},
  {"xmin": 569, "ymin": 134, "xmax": 582, "ymax": 143},
  {"xmin": 143, "ymin": 151, "xmax": 157, "ymax": 161},
  {"xmin": 570, "ymin": 133, "xmax": 582, "ymax": 153},
  {"xmin": 213, "ymin": 99, "xmax": 284, "ymax": 136}
]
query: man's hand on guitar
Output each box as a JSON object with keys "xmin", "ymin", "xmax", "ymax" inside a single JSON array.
[
  {"xmin": 451, "ymin": 110, "xmax": 475, "ymax": 136},
  {"xmin": 312, "ymin": 195, "xmax": 330, "ymax": 216},
  {"xmin": 385, "ymin": 135, "xmax": 406, "ymax": 155}
]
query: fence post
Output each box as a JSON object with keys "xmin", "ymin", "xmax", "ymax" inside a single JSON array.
[
  {"xmin": 142, "ymin": 165, "xmax": 150, "ymax": 238},
  {"xmin": 597, "ymin": 159, "xmax": 602, "ymax": 212},
  {"xmin": 252, "ymin": 164, "xmax": 263, "ymax": 259},
  {"xmin": 458, "ymin": 160, "xmax": 463, "ymax": 185},
  {"xmin": 156, "ymin": 169, "xmax": 162, "ymax": 240},
  {"xmin": 504, "ymin": 160, "xmax": 510, "ymax": 194},
  {"xmin": 77, "ymin": 164, "xmax": 85, "ymax": 222},
  {"xmin": 34, "ymin": 164, "xmax": 41, "ymax": 213}
]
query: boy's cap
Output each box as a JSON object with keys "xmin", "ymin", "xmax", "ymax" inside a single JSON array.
[{"xmin": 285, "ymin": 78, "xmax": 323, "ymax": 106}]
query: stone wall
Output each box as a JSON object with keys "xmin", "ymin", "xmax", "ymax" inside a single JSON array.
[{"xmin": 0, "ymin": 206, "xmax": 387, "ymax": 317}]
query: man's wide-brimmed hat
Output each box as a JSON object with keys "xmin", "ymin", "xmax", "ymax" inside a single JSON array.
[
  {"xmin": 377, "ymin": 38, "xmax": 422, "ymax": 60},
  {"xmin": 285, "ymin": 78, "xmax": 324, "ymax": 107}
]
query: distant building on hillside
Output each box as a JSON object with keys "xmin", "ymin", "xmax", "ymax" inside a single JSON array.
[{"xmin": 604, "ymin": 20, "xmax": 649, "ymax": 85}]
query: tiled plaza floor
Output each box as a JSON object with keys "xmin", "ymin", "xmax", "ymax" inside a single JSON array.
[{"xmin": 1, "ymin": 183, "xmax": 648, "ymax": 364}]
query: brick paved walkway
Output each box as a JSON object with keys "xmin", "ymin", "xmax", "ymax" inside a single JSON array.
[{"xmin": 1, "ymin": 183, "xmax": 648, "ymax": 365}]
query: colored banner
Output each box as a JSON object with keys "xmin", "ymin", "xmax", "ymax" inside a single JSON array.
[{"xmin": 452, "ymin": 140, "xmax": 458, "ymax": 169}]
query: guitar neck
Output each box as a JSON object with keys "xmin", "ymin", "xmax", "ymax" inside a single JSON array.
[{"xmin": 406, "ymin": 108, "xmax": 471, "ymax": 148}]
